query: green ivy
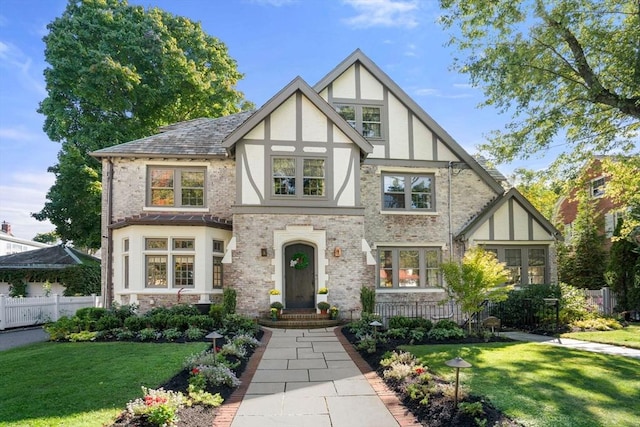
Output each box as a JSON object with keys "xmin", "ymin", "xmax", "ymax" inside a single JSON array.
[{"xmin": 0, "ymin": 264, "xmax": 100, "ymax": 296}]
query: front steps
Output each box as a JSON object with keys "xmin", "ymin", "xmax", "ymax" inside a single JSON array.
[{"xmin": 257, "ymin": 309, "xmax": 343, "ymax": 329}]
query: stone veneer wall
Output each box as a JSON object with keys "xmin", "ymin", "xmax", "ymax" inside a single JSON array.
[{"xmin": 229, "ymin": 213, "xmax": 370, "ymax": 317}]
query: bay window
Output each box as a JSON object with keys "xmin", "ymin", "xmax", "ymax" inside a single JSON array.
[{"xmin": 144, "ymin": 238, "xmax": 195, "ymax": 288}]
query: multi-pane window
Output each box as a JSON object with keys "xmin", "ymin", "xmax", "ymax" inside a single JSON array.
[
  {"xmin": 336, "ymin": 104, "xmax": 382, "ymax": 138},
  {"xmin": 272, "ymin": 157, "xmax": 325, "ymax": 198},
  {"xmin": 144, "ymin": 237, "xmax": 195, "ymax": 288},
  {"xmin": 148, "ymin": 167, "xmax": 205, "ymax": 207},
  {"xmin": 378, "ymin": 247, "xmax": 441, "ymax": 288},
  {"xmin": 212, "ymin": 239, "xmax": 224, "ymax": 289},
  {"xmin": 123, "ymin": 239, "xmax": 129, "ymax": 289},
  {"xmin": 383, "ymin": 174, "xmax": 434, "ymax": 211},
  {"xmin": 590, "ymin": 177, "xmax": 605, "ymax": 198},
  {"xmin": 484, "ymin": 246, "xmax": 548, "ymax": 285}
]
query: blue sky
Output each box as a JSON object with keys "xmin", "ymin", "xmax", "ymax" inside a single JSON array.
[{"xmin": 0, "ymin": 0, "xmax": 553, "ymax": 240}]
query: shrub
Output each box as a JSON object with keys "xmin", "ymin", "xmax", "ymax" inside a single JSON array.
[
  {"xmin": 115, "ymin": 328, "xmax": 136, "ymax": 341},
  {"xmin": 427, "ymin": 320, "xmax": 465, "ymax": 340},
  {"xmin": 124, "ymin": 316, "xmax": 146, "ymax": 332},
  {"xmin": 231, "ymin": 333, "xmax": 261, "ymax": 350},
  {"xmin": 188, "ymin": 315, "xmax": 214, "ymax": 331},
  {"xmin": 44, "ymin": 316, "xmax": 82, "ymax": 340},
  {"xmin": 408, "ymin": 328, "xmax": 426, "ymax": 343},
  {"xmin": 76, "ymin": 307, "xmax": 108, "ymax": 321},
  {"xmin": 571, "ymin": 317, "xmax": 623, "ymax": 331},
  {"xmin": 95, "ymin": 314, "xmax": 122, "ymax": 331},
  {"xmin": 559, "ymin": 282, "xmax": 597, "ymax": 324},
  {"xmin": 138, "ymin": 328, "xmax": 160, "ymax": 341},
  {"xmin": 222, "ymin": 288, "xmax": 237, "ymax": 315},
  {"xmin": 347, "ymin": 312, "xmax": 382, "ymax": 339},
  {"xmin": 356, "ymin": 334, "xmax": 377, "ymax": 353},
  {"xmin": 109, "ymin": 302, "xmax": 138, "ymax": 322},
  {"xmin": 167, "ymin": 314, "xmax": 191, "ymax": 331},
  {"xmin": 68, "ymin": 331, "xmax": 98, "ymax": 342},
  {"xmin": 385, "ymin": 328, "xmax": 409, "ymax": 339},
  {"xmin": 146, "ymin": 313, "xmax": 170, "ymax": 330},
  {"xmin": 169, "ymin": 304, "xmax": 199, "ymax": 317},
  {"xmin": 270, "ymin": 301, "xmax": 284, "ymax": 310},
  {"xmin": 458, "ymin": 401, "xmax": 484, "ymax": 417},
  {"xmin": 220, "ymin": 314, "xmax": 259, "ymax": 337},
  {"xmin": 380, "ymin": 351, "xmax": 417, "ymax": 368},
  {"xmin": 209, "ymin": 304, "xmax": 225, "ymax": 328},
  {"xmin": 360, "ymin": 286, "xmax": 376, "ymax": 313},
  {"xmin": 187, "ymin": 389, "xmax": 223, "ymax": 408},
  {"xmin": 163, "ymin": 328, "xmax": 183, "ymax": 341},
  {"xmin": 185, "ymin": 327, "xmax": 205, "ymax": 341},
  {"xmin": 220, "ymin": 342, "xmax": 247, "ymax": 358}
]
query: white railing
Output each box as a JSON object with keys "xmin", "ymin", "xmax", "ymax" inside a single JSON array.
[{"xmin": 0, "ymin": 294, "xmax": 100, "ymax": 330}]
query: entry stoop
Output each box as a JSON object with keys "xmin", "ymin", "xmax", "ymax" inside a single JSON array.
[{"xmin": 257, "ymin": 308, "xmax": 342, "ymax": 329}]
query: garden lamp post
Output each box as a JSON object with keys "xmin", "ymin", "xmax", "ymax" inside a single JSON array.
[
  {"xmin": 445, "ymin": 356, "xmax": 472, "ymax": 407},
  {"xmin": 206, "ymin": 331, "xmax": 223, "ymax": 356},
  {"xmin": 369, "ymin": 320, "xmax": 382, "ymax": 339}
]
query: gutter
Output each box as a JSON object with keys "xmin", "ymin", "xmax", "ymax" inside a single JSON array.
[
  {"xmin": 104, "ymin": 158, "xmax": 114, "ymax": 308},
  {"xmin": 448, "ymin": 161, "xmax": 454, "ymax": 261}
]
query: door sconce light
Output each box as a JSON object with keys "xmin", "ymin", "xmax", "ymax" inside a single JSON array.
[
  {"xmin": 333, "ymin": 247, "xmax": 342, "ymax": 257},
  {"xmin": 261, "ymin": 248, "xmax": 268, "ymax": 257}
]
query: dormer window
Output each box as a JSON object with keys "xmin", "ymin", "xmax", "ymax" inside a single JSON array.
[
  {"xmin": 591, "ymin": 176, "xmax": 605, "ymax": 198},
  {"xmin": 336, "ymin": 104, "xmax": 382, "ymax": 138}
]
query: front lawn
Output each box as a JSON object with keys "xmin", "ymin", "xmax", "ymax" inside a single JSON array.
[
  {"xmin": 561, "ymin": 324, "xmax": 640, "ymax": 349},
  {"xmin": 0, "ymin": 341, "xmax": 207, "ymax": 427},
  {"xmin": 402, "ymin": 342, "xmax": 640, "ymax": 427}
]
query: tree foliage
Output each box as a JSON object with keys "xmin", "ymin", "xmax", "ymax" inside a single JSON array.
[
  {"xmin": 605, "ymin": 218, "xmax": 640, "ymax": 312},
  {"xmin": 558, "ymin": 194, "xmax": 607, "ymax": 289},
  {"xmin": 510, "ymin": 167, "xmax": 562, "ymax": 220},
  {"xmin": 34, "ymin": 0, "xmax": 251, "ymax": 248},
  {"xmin": 440, "ymin": 247, "xmax": 512, "ymax": 332},
  {"xmin": 33, "ymin": 231, "xmax": 59, "ymax": 245},
  {"xmin": 438, "ymin": 0, "xmax": 639, "ymax": 167}
]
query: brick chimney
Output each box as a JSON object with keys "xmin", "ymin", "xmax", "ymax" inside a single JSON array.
[{"xmin": 1, "ymin": 221, "xmax": 12, "ymax": 236}]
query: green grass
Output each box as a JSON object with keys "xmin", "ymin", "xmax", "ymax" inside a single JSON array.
[
  {"xmin": 561, "ymin": 324, "xmax": 640, "ymax": 349},
  {"xmin": 402, "ymin": 342, "xmax": 640, "ymax": 427},
  {"xmin": 0, "ymin": 341, "xmax": 208, "ymax": 427}
]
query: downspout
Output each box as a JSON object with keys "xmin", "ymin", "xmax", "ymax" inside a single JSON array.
[
  {"xmin": 104, "ymin": 158, "xmax": 114, "ymax": 308},
  {"xmin": 448, "ymin": 161, "xmax": 454, "ymax": 261}
]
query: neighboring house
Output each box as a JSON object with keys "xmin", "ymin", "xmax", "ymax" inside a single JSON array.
[
  {"xmin": 0, "ymin": 244, "xmax": 100, "ymax": 296},
  {"xmin": 92, "ymin": 50, "xmax": 561, "ymax": 316},
  {"xmin": 555, "ymin": 156, "xmax": 626, "ymax": 249},
  {"xmin": 0, "ymin": 222, "xmax": 50, "ymax": 256}
]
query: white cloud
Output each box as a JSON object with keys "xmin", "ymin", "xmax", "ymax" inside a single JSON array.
[
  {"xmin": 0, "ymin": 40, "xmax": 46, "ymax": 96},
  {"xmin": 0, "ymin": 171, "xmax": 55, "ymax": 240},
  {"xmin": 342, "ymin": 0, "xmax": 420, "ymax": 29},
  {"xmin": 0, "ymin": 127, "xmax": 39, "ymax": 141}
]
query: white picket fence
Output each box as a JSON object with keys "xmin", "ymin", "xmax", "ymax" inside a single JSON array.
[{"xmin": 0, "ymin": 294, "xmax": 100, "ymax": 330}]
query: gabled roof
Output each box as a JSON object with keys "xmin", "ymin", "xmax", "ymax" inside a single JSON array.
[
  {"xmin": 91, "ymin": 111, "xmax": 255, "ymax": 158},
  {"xmin": 456, "ymin": 188, "xmax": 562, "ymax": 241},
  {"xmin": 0, "ymin": 245, "xmax": 100, "ymax": 270},
  {"xmin": 314, "ymin": 49, "xmax": 505, "ymax": 194},
  {"xmin": 222, "ymin": 76, "xmax": 373, "ymax": 156}
]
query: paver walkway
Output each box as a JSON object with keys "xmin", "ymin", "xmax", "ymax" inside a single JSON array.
[{"xmin": 215, "ymin": 327, "xmax": 420, "ymax": 427}]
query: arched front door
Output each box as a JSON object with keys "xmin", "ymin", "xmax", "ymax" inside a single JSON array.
[{"xmin": 284, "ymin": 243, "xmax": 315, "ymax": 309}]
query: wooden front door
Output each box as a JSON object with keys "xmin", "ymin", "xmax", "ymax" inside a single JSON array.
[{"xmin": 284, "ymin": 243, "xmax": 315, "ymax": 309}]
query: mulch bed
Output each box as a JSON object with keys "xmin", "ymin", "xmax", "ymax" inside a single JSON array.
[
  {"xmin": 340, "ymin": 327, "xmax": 524, "ymax": 427},
  {"xmin": 110, "ymin": 330, "xmax": 264, "ymax": 427}
]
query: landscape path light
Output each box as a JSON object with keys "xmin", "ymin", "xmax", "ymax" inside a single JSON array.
[
  {"xmin": 445, "ymin": 356, "xmax": 472, "ymax": 407},
  {"xmin": 206, "ymin": 331, "xmax": 223, "ymax": 356},
  {"xmin": 369, "ymin": 320, "xmax": 382, "ymax": 338}
]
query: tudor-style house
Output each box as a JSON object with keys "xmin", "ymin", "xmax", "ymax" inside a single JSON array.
[{"xmin": 92, "ymin": 50, "xmax": 561, "ymax": 315}]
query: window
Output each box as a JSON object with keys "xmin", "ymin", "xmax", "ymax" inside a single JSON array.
[
  {"xmin": 336, "ymin": 104, "xmax": 382, "ymax": 138},
  {"xmin": 148, "ymin": 167, "xmax": 205, "ymax": 207},
  {"xmin": 483, "ymin": 246, "xmax": 547, "ymax": 285},
  {"xmin": 382, "ymin": 174, "xmax": 434, "ymax": 211},
  {"xmin": 378, "ymin": 247, "xmax": 441, "ymax": 288},
  {"xmin": 212, "ymin": 239, "xmax": 224, "ymax": 289},
  {"xmin": 272, "ymin": 157, "xmax": 325, "ymax": 198},
  {"xmin": 144, "ymin": 237, "xmax": 195, "ymax": 288},
  {"xmin": 591, "ymin": 176, "xmax": 605, "ymax": 198}
]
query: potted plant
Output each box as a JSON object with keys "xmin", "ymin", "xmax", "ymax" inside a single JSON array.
[
  {"xmin": 269, "ymin": 288, "xmax": 282, "ymax": 305},
  {"xmin": 270, "ymin": 307, "xmax": 279, "ymax": 321},
  {"xmin": 317, "ymin": 287, "xmax": 329, "ymax": 305},
  {"xmin": 329, "ymin": 306, "xmax": 339, "ymax": 320},
  {"xmin": 317, "ymin": 301, "xmax": 330, "ymax": 314}
]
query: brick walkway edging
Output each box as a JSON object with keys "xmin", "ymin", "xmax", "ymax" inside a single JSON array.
[
  {"xmin": 211, "ymin": 326, "xmax": 421, "ymax": 427},
  {"xmin": 212, "ymin": 328, "xmax": 273, "ymax": 427}
]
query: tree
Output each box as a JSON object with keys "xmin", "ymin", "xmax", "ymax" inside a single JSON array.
[
  {"xmin": 558, "ymin": 194, "xmax": 607, "ymax": 289},
  {"xmin": 34, "ymin": 0, "xmax": 252, "ymax": 248},
  {"xmin": 33, "ymin": 231, "xmax": 59, "ymax": 245},
  {"xmin": 440, "ymin": 247, "xmax": 512, "ymax": 333},
  {"xmin": 510, "ymin": 168, "xmax": 562, "ymax": 220},
  {"xmin": 438, "ymin": 0, "xmax": 639, "ymax": 167},
  {"xmin": 605, "ymin": 216, "xmax": 640, "ymax": 313}
]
